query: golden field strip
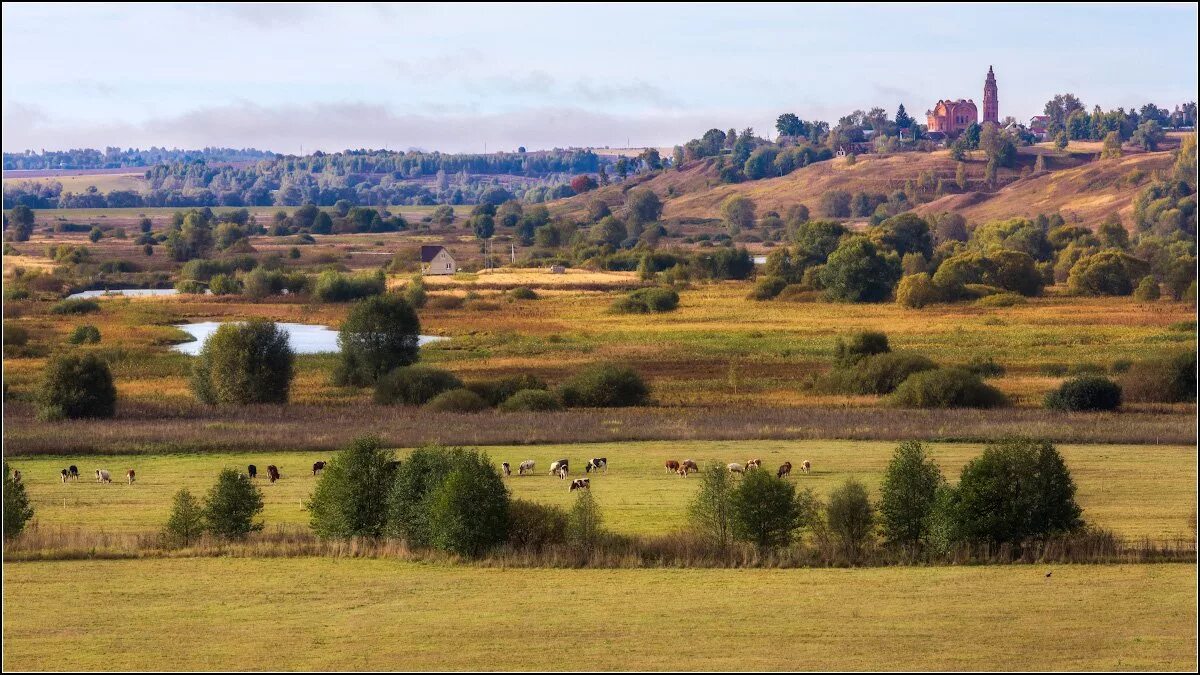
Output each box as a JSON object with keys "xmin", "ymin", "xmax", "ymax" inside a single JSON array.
[
  {"xmin": 3, "ymin": 559, "xmax": 1195, "ymax": 670},
  {"xmin": 7, "ymin": 440, "xmax": 1196, "ymax": 540}
]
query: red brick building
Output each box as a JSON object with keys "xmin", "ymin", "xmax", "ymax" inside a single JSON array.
[{"xmin": 926, "ymin": 99, "xmax": 979, "ymax": 136}]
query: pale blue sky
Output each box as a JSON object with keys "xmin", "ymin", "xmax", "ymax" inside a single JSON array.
[{"xmin": 2, "ymin": 2, "xmax": 1196, "ymax": 153}]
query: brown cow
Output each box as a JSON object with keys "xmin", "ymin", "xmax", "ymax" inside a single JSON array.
[
  {"xmin": 680, "ymin": 459, "xmax": 699, "ymax": 476},
  {"xmin": 12, "ymin": 469, "xmax": 21, "ymax": 484},
  {"xmin": 126, "ymin": 469, "xmax": 136, "ymax": 484},
  {"xmin": 664, "ymin": 460, "xmax": 680, "ymax": 474},
  {"xmin": 801, "ymin": 460, "xmax": 812, "ymax": 475},
  {"xmin": 745, "ymin": 459, "xmax": 762, "ymax": 472},
  {"xmin": 267, "ymin": 465, "xmax": 281, "ymax": 483},
  {"xmin": 312, "ymin": 461, "xmax": 327, "ymax": 476},
  {"xmin": 777, "ymin": 461, "xmax": 792, "ymax": 479}
]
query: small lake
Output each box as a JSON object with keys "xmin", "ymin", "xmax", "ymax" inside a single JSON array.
[
  {"xmin": 171, "ymin": 322, "xmax": 446, "ymax": 356},
  {"xmin": 67, "ymin": 289, "xmax": 179, "ymax": 300}
]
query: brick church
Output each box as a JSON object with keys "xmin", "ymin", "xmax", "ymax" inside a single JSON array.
[{"xmin": 926, "ymin": 66, "xmax": 999, "ymax": 136}]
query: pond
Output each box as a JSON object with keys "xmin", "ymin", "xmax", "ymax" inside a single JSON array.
[
  {"xmin": 67, "ymin": 288, "xmax": 179, "ymax": 300},
  {"xmin": 171, "ymin": 322, "xmax": 446, "ymax": 356}
]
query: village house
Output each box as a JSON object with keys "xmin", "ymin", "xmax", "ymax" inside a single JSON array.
[{"xmin": 421, "ymin": 245, "xmax": 457, "ymax": 275}]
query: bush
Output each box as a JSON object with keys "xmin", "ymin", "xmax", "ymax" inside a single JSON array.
[
  {"xmin": 819, "ymin": 236, "xmax": 901, "ymax": 303},
  {"xmin": 427, "ymin": 451, "xmax": 510, "ymax": 556},
  {"xmin": 334, "ymin": 294, "xmax": 421, "ymax": 386},
  {"xmin": 403, "ymin": 277, "xmax": 428, "ymax": 308},
  {"xmin": 1044, "ymin": 375, "xmax": 1122, "ymax": 411},
  {"xmin": 426, "ymin": 294, "xmax": 464, "ymax": 310},
  {"xmin": 306, "ymin": 435, "xmax": 396, "ymax": 539},
  {"xmin": 895, "ymin": 273, "xmax": 939, "ymax": 308},
  {"xmin": 50, "ymin": 298, "xmax": 100, "ymax": 315},
  {"xmin": 162, "ymin": 488, "xmax": 205, "ymax": 547},
  {"xmin": 889, "ymin": 368, "xmax": 1007, "ymax": 409},
  {"xmin": 964, "ymin": 355, "xmax": 1005, "ymax": 378},
  {"xmin": 508, "ymin": 286, "xmax": 538, "ymax": 300},
  {"xmin": 824, "ymin": 479, "xmax": 876, "ymax": 557},
  {"xmin": 833, "ymin": 331, "xmax": 890, "ymax": 367},
  {"xmin": 498, "ymin": 388, "xmax": 563, "ymax": 412},
  {"xmin": 974, "ymin": 292, "xmax": 1026, "ymax": 307},
  {"xmin": 203, "ymin": 468, "xmax": 264, "ymax": 539},
  {"xmin": 387, "ymin": 446, "xmax": 457, "ymax": 547},
  {"xmin": 558, "ymin": 363, "xmax": 650, "ymax": 407},
  {"xmin": 425, "ymin": 388, "xmax": 489, "ymax": 413},
  {"xmin": 936, "ymin": 438, "xmax": 1083, "ymax": 545},
  {"xmin": 611, "ymin": 287, "xmax": 680, "ymax": 313},
  {"xmin": 3, "ymin": 322, "xmax": 29, "ymax": 347},
  {"xmin": 826, "ymin": 352, "xmax": 937, "ymax": 396},
  {"xmin": 373, "ymin": 365, "xmax": 462, "ymax": 405},
  {"xmin": 506, "ymin": 499, "xmax": 568, "ymax": 551},
  {"xmin": 729, "ymin": 470, "xmax": 816, "ymax": 551},
  {"xmin": 749, "ymin": 276, "xmax": 787, "ymax": 301},
  {"xmin": 1067, "ymin": 250, "xmax": 1146, "ymax": 296},
  {"xmin": 566, "ymin": 489, "xmax": 604, "ymax": 555},
  {"xmin": 208, "ymin": 273, "xmax": 242, "ymax": 296},
  {"xmin": 3, "ymin": 462, "xmax": 34, "ymax": 539},
  {"xmin": 175, "ymin": 279, "xmax": 206, "ymax": 294},
  {"xmin": 67, "ymin": 324, "xmax": 101, "ymax": 344},
  {"xmin": 36, "ymin": 352, "xmax": 117, "ymax": 420},
  {"xmin": 466, "ymin": 374, "xmax": 548, "ymax": 407},
  {"xmin": 313, "ymin": 270, "xmax": 386, "ymax": 302},
  {"xmin": 190, "ymin": 320, "xmax": 295, "ymax": 405},
  {"xmin": 1133, "ymin": 276, "xmax": 1161, "ymax": 301},
  {"xmin": 878, "ymin": 441, "xmax": 943, "ymax": 547},
  {"xmin": 1120, "ymin": 353, "xmax": 1196, "ymax": 403}
]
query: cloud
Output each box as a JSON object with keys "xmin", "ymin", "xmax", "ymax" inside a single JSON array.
[
  {"xmin": 3, "ymin": 100, "xmax": 745, "ymax": 154},
  {"xmin": 187, "ymin": 3, "xmax": 318, "ymax": 29},
  {"xmin": 571, "ymin": 79, "xmax": 682, "ymax": 108}
]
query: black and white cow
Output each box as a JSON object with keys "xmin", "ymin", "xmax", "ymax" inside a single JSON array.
[
  {"xmin": 569, "ymin": 478, "xmax": 590, "ymax": 492},
  {"xmin": 549, "ymin": 459, "xmax": 569, "ymax": 479},
  {"xmin": 586, "ymin": 457, "xmax": 607, "ymax": 474},
  {"xmin": 501, "ymin": 462, "xmax": 512, "ymax": 477},
  {"xmin": 518, "ymin": 460, "xmax": 535, "ymax": 475}
]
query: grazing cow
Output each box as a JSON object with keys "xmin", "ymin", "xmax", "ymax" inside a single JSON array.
[
  {"xmin": 777, "ymin": 461, "xmax": 792, "ymax": 479},
  {"xmin": 586, "ymin": 458, "xmax": 608, "ymax": 474},
  {"xmin": 68, "ymin": 465, "xmax": 80, "ymax": 481},
  {"xmin": 801, "ymin": 460, "xmax": 812, "ymax": 474},
  {"xmin": 549, "ymin": 459, "xmax": 569, "ymax": 479},
  {"xmin": 267, "ymin": 465, "xmax": 281, "ymax": 483},
  {"xmin": 680, "ymin": 459, "xmax": 699, "ymax": 476},
  {"xmin": 745, "ymin": 459, "xmax": 762, "ymax": 472},
  {"xmin": 12, "ymin": 469, "xmax": 21, "ymax": 484},
  {"xmin": 247, "ymin": 464, "xmax": 257, "ymax": 479},
  {"xmin": 501, "ymin": 462, "xmax": 512, "ymax": 477},
  {"xmin": 569, "ymin": 478, "xmax": 590, "ymax": 492},
  {"xmin": 518, "ymin": 460, "xmax": 535, "ymax": 476},
  {"xmin": 664, "ymin": 460, "xmax": 681, "ymax": 474},
  {"xmin": 727, "ymin": 463, "xmax": 745, "ymax": 475},
  {"xmin": 126, "ymin": 469, "xmax": 136, "ymax": 484},
  {"xmin": 61, "ymin": 468, "xmax": 70, "ymax": 483},
  {"xmin": 312, "ymin": 461, "xmax": 327, "ymax": 476},
  {"xmin": 96, "ymin": 469, "xmax": 112, "ymax": 483}
]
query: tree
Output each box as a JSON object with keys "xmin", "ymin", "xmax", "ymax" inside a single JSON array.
[
  {"xmin": 203, "ymin": 468, "xmax": 264, "ymax": 539},
  {"xmin": 1054, "ymin": 131, "xmax": 1069, "ymax": 151},
  {"xmin": 307, "ymin": 435, "xmax": 397, "ymax": 539},
  {"xmin": 335, "ymin": 294, "xmax": 421, "ymax": 386},
  {"xmin": 1067, "ymin": 250, "xmax": 1147, "ymax": 296},
  {"xmin": 895, "ymin": 104, "xmax": 912, "ymax": 129},
  {"xmin": 36, "ymin": 352, "xmax": 117, "ymax": 421},
  {"xmin": 895, "ymin": 272, "xmax": 939, "ymax": 309},
  {"xmin": 729, "ymin": 470, "xmax": 815, "ymax": 551},
  {"xmin": 557, "ymin": 363, "xmax": 649, "ymax": 407},
  {"xmin": 3, "ymin": 461, "xmax": 34, "ymax": 539},
  {"xmin": 1133, "ymin": 275, "xmax": 1161, "ymax": 301},
  {"xmin": 720, "ymin": 195, "xmax": 756, "ymax": 232},
  {"xmin": 819, "ymin": 236, "xmax": 902, "ymax": 302},
  {"xmin": 163, "ymin": 488, "xmax": 205, "ymax": 547},
  {"xmin": 1101, "ymin": 131, "xmax": 1123, "ymax": 159},
  {"xmin": 878, "ymin": 441, "xmax": 943, "ymax": 547},
  {"xmin": 427, "ymin": 450, "xmax": 510, "ymax": 556},
  {"xmin": 825, "ymin": 479, "xmax": 875, "ymax": 557},
  {"xmin": 387, "ymin": 445, "xmax": 457, "ymax": 547},
  {"xmin": 1096, "ymin": 213, "xmax": 1129, "ymax": 250},
  {"xmin": 191, "ymin": 319, "xmax": 295, "ymax": 404},
  {"xmin": 7, "ymin": 205, "xmax": 35, "ymax": 241},
  {"xmin": 471, "ymin": 213, "xmax": 495, "ymax": 240},
  {"xmin": 625, "ymin": 188, "xmax": 662, "ymax": 224},
  {"xmin": 688, "ymin": 465, "xmax": 735, "ymax": 550},
  {"xmin": 877, "ymin": 212, "xmax": 933, "ymax": 258},
  {"xmin": 566, "ymin": 489, "xmax": 604, "ymax": 555},
  {"xmin": 1044, "ymin": 375, "xmax": 1122, "ymax": 411},
  {"xmin": 570, "ymin": 175, "xmax": 598, "ymax": 194}
]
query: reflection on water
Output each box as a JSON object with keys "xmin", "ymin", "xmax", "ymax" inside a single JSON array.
[
  {"xmin": 171, "ymin": 322, "xmax": 446, "ymax": 355},
  {"xmin": 67, "ymin": 289, "xmax": 179, "ymax": 300}
]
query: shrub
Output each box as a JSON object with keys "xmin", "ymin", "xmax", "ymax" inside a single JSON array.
[
  {"xmin": 611, "ymin": 287, "xmax": 680, "ymax": 313},
  {"xmin": 964, "ymin": 355, "xmax": 1005, "ymax": 378},
  {"xmin": 175, "ymin": 279, "xmax": 206, "ymax": 294},
  {"xmin": 833, "ymin": 331, "xmax": 890, "ymax": 366},
  {"xmin": 426, "ymin": 294, "xmax": 464, "ymax": 310},
  {"xmin": 387, "ymin": 446, "xmax": 458, "ymax": 547},
  {"xmin": 403, "ymin": 277, "xmax": 428, "ymax": 308},
  {"xmin": 1067, "ymin": 250, "xmax": 1147, "ymax": 296},
  {"xmin": 313, "ymin": 269, "xmax": 386, "ymax": 302},
  {"xmin": 824, "ymin": 478, "xmax": 876, "ymax": 557},
  {"xmin": 162, "ymin": 488, "xmax": 205, "ymax": 547},
  {"xmin": 895, "ymin": 273, "xmax": 939, "ymax": 308},
  {"xmin": 878, "ymin": 441, "xmax": 943, "ymax": 547},
  {"xmin": 508, "ymin": 286, "xmax": 538, "ymax": 300},
  {"xmin": 749, "ymin": 276, "xmax": 787, "ymax": 301},
  {"xmin": 688, "ymin": 464, "xmax": 735, "ymax": 550},
  {"xmin": 889, "ymin": 368, "xmax": 1007, "ymax": 409},
  {"xmin": 974, "ymin": 292, "xmax": 1026, "ymax": 307},
  {"xmin": 498, "ymin": 389, "xmax": 563, "ymax": 412},
  {"xmin": 334, "ymin": 294, "xmax": 421, "ymax": 386},
  {"xmin": 506, "ymin": 499, "xmax": 568, "ymax": 551},
  {"xmin": 50, "ymin": 298, "xmax": 100, "ymax": 315},
  {"xmin": 827, "ymin": 352, "xmax": 938, "ymax": 396},
  {"xmin": 36, "ymin": 352, "xmax": 117, "ymax": 420},
  {"xmin": 427, "ymin": 451, "xmax": 510, "ymax": 556},
  {"xmin": 467, "ymin": 374, "xmax": 548, "ymax": 407},
  {"xmin": 67, "ymin": 324, "xmax": 101, "ymax": 344},
  {"xmin": 203, "ymin": 468, "xmax": 264, "ymax": 539},
  {"xmin": 729, "ymin": 470, "xmax": 816, "ymax": 551},
  {"xmin": 819, "ymin": 236, "xmax": 901, "ymax": 303},
  {"xmin": 3, "ymin": 322, "xmax": 29, "ymax": 347},
  {"xmin": 1044, "ymin": 375, "xmax": 1122, "ymax": 411},
  {"xmin": 425, "ymin": 388, "xmax": 489, "ymax": 413},
  {"xmin": 937, "ymin": 438, "xmax": 1083, "ymax": 545},
  {"xmin": 208, "ymin": 273, "xmax": 242, "ymax": 296},
  {"xmin": 558, "ymin": 363, "xmax": 650, "ymax": 407},
  {"xmin": 1120, "ymin": 353, "xmax": 1196, "ymax": 403},
  {"xmin": 190, "ymin": 320, "xmax": 294, "ymax": 405},
  {"xmin": 306, "ymin": 435, "xmax": 397, "ymax": 539},
  {"xmin": 373, "ymin": 365, "xmax": 462, "ymax": 405},
  {"xmin": 3, "ymin": 462, "xmax": 34, "ymax": 539},
  {"xmin": 566, "ymin": 489, "xmax": 604, "ymax": 555},
  {"xmin": 1133, "ymin": 276, "xmax": 1161, "ymax": 301}
]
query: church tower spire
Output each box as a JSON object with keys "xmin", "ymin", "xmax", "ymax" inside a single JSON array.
[{"xmin": 983, "ymin": 65, "xmax": 999, "ymax": 125}]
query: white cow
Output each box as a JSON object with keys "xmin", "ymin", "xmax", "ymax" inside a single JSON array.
[
  {"xmin": 518, "ymin": 460, "xmax": 535, "ymax": 475},
  {"xmin": 727, "ymin": 463, "xmax": 745, "ymax": 475},
  {"xmin": 96, "ymin": 469, "xmax": 112, "ymax": 483}
]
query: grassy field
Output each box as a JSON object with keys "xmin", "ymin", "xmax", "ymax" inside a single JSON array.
[
  {"xmin": 3, "ymin": 558, "xmax": 1195, "ymax": 670},
  {"xmin": 8, "ymin": 440, "xmax": 1196, "ymax": 540}
]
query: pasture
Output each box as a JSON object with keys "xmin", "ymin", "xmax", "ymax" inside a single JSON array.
[
  {"xmin": 7, "ymin": 439, "xmax": 1196, "ymax": 540},
  {"xmin": 3, "ymin": 558, "xmax": 1195, "ymax": 670}
]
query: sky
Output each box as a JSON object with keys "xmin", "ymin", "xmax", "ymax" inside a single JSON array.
[{"xmin": 2, "ymin": 2, "xmax": 1197, "ymax": 154}]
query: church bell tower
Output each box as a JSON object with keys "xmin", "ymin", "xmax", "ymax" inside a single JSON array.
[{"xmin": 983, "ymin": 66, "xmax": 999, "ymax": 125}]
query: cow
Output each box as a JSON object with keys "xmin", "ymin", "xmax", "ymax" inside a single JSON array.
[
  {"xmin": 680, "ymin": 459, "xmax": 699, "ymax": 476},
  {"xmin": 96, "ymin": 469, "xmax": 112, "ymax": 483},
  {"xmin": 745, "ymin": 459, "xmax": 762, "ymax": 472},
  {"xmin": 801, "ymin": 460, "xmax": 812, "ymax": 475},
  {"xmin": 247, "ymin": 464, "xmax": 257, "ymax": 479},
  {"xmin": 267, "ymin": 465, "xmax": 281, "ymax": 483},
  {"xmin": 518, "ymin": 460, "xmax": 535, "ymax": 475},
  {"xmin": 664, "ymin": 460, "xmax": 681, "ymax": 474},
  {"xmin": 549, "ymin": 459, "xmax": 569, "ymax": 479},
  {"xmin": 501, "ymin": 462, "xmax": 512, "ymax": 477},
  {"xmin": 312, "ymin": 461, "xmax": 327, "ymax": 476},
  {"xmin": 126, "ymin": 469, "xmax": 136, "ymax": 484},
  {"xmin": 569, "ymin": 478, "xmax": 590, "ymax": 492},
  {"xmin": 727, "ymin": 463, "xmax": 745, "ymax": 475},
  {"xmin": 12, "ymin": 469, "xmax": 21, "ymax": 484},
  {"xmin": 586, "ymin": 458, "xmax": 608, "ymax": 474},
  {"xmin": 61, "ymin": 468, "xmax": 70, "ymax": 483},
  {"xmin": 68, "ymin": 465, "xmax": 79, "ymax": 481},
  {"xmin": 777, "ymin": 461, "xmax": 792, "ymax": 479}
]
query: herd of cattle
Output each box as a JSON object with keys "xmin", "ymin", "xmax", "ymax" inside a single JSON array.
[{"xmin": 29, "ymin": 457, "xmax": 812, "ymax": 493}]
